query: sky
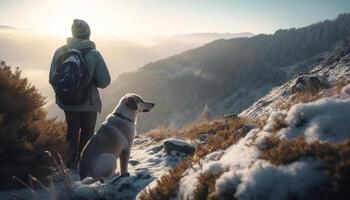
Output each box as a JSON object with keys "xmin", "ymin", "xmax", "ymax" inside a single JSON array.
[{"xmin": 0, "ymin": 0, "xmax": 349, "ymax": 36}]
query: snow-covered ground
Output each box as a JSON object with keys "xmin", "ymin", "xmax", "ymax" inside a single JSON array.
[
  {"xmin": 172, "ymin": 46, "xmax": 350, "ymax": 199},
  {"xmin": 68, "ymin": 137, "xmax": 193, "ymax": 200},
  {"xmin": 175, "ymin": 82, "xmax": 350, "ymax": 199},
  {"xmin": 64, "ymin": 45, "xmax": 350, "ymax": 200},
  {"xmin": 2, "ymin": 42, "xmax": 350, "ymax": 200},
  {"xmin": 0, "ymin": 137, "xmax": 192, "ymax": 200}
]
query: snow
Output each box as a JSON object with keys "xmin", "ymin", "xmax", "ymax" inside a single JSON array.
[
  {"xmin": 61, "ymin": 137, "xmax": 192, "ymax": 199},
  {"xmin": 176, "ymin": 129, "xmax": 261, "ymax": 199},
  {"xmin": 163, "ymin": 138, "xmax": 195, "ymax": 148},
  {"xmin": 175, "ymin": 80, "xmax": 350, "ymax": 199},
  {"xmin": 278, "ymin": 97, "xmax": 350, "ymax": 143},
  {"xmin": 341, "ymin": 83, "xmax": 350, "ymax": 96},
  {"xmin": 68, "ymin": 170, "xmax": 154, "ymax": 200},
  {"xmin": 0, "ymin": 136, "xmax": 188, "ymax": 200},
  {"xmin": 262, "ymin": 110, "xmax": 287, "ymax": 132},
  {"xmin": 63, "ymin": 137, "xmax": 188, "ymax": 200},
  {"xmin": 221, "ymin": 159, "xmax": 325, "ymax": 200}
]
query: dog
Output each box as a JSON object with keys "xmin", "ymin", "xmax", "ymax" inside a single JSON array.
[{"xmin": 78, "ymin": 93, "xmax": 155, "ymax": 180}]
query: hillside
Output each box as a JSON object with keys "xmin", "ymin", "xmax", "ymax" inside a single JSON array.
[
  {"xmin": 5, "ymin": 37, "xmax": 349, "ymax": 200},
  {"xmin": 97, "ymin": 14, "xmax": 350, "ymax": 132},
  {"xmin": 139, "ymin": 34, "xmax": 350, "ymax": 200}
]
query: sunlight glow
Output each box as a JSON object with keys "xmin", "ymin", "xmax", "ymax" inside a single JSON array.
[{"xmin": 35, "ymin": 0, "xmax": 126, "ymax": 36}]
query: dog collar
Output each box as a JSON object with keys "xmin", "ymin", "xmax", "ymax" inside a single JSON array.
[{"xmin": 115, "ymin": 112, "xmax": 134, "ymax": 123}]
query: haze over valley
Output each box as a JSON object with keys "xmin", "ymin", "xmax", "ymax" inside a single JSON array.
[{"xmin": 0, "ymin": 27, "xmax": 253, "ymax": 104}]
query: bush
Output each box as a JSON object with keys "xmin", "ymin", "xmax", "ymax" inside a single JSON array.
[{"xmin": 0, "ymin": 61, "xmax": 67, "ymax": 190}]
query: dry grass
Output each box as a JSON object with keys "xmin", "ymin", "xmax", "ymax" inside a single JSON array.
[
  {"xmin": 269, "ymin": 80, "xmax": 350, "ymax": 133},
  {"xmin": 139, "ymin": 118, "xmax": 252, "ymax": 200},
  {"xmin": 144, "ymin": 118, "xmax": 253, "ymax": 143},
  {"xmin": 143, "ymin": 119, "xmax": 226, "ymax": 142},
  {"xmin": 192, "ymin": 171, "xmax": 224, "ymax": 200},
  {"xmin": 260, "ymin": 137, "xmax": 350, "ymax": 200},
  {"xmin": 143, "ymin": 126, "xmax": 178, "ymax": 142},
  {"xmin": 280, "ymin": 80, "xmax": 350, "ymax": 111}
]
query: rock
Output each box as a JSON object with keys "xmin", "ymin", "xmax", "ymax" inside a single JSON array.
[
  {"xmin": 147, "ymin": 144, "xmax": 163, "ymax": 153},
  {"xmin": 237, "ymin": 124, "xmax": 255, "ymax": 134},
  {"xmin": 199, "ymin": 134, "xmax": 208, "ymax": 144},
  {"xmin": 129, "ymin": 160, "xmax": 140, "ymax": 166},
  {"xmin": 163, "ymin": 139, "xmax": 195, "ymax": 155},
  {"xmin": 291, "ymin": 75, "xmax": 329, "ymax": 93}
]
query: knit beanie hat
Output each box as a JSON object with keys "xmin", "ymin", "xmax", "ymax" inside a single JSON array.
[{"xmin": 71, "ymin": 19, "xmax": 91, "ymax": 39}]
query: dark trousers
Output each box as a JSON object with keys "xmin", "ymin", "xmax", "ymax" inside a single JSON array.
[{"xmin": 64, "ymin": 111, "xmax": 97, "ymax": 165}]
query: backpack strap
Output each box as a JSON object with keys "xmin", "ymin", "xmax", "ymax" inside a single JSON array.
[
  {"xmin": 62, "ymin": 45, "xmax": 69, "ymax": 52},
  {"xmin": 58, "ymin": 45, "xmax": 71, "ymax": 65},
  {"xmin": 80, "ymin": 48, "xmax": 93, "ymax": 57}
]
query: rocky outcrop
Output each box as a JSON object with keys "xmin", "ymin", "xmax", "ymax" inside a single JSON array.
[
  {"xmin": 163, "ymin": 139, "xmax": 195, "ymax": 155},
  {"xmin": 291, "ymin": 75, "xmax": 329, "ymax": 93}
]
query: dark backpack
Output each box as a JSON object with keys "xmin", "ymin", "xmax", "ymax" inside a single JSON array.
[{"xmin": 52, "ymin": 46, "xmax": 92, "ymax": 106}]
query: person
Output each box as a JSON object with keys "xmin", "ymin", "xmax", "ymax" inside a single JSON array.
[{"xmin": 49, "ymin": 19, "xmax": 111, "ymax": 169}]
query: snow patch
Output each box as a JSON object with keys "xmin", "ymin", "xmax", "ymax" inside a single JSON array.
[
  {"xmin": 278, "ymin": 97, "xmax": 350, "ymax": 143},
  {"xmin": 216, "ymin": 159, "xmax": 325, "ymax": 200}
]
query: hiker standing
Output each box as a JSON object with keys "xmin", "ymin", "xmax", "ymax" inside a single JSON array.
[{"xmin": 49, "ymin": 19, "xmax": 111, "ymax": 169}]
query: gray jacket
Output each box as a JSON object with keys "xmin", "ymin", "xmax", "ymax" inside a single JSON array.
[{"xmin": 49, "ymin": 37, "xmax": 111, "ymax": 112}]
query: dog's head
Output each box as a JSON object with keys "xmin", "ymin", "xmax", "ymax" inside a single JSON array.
[{"xmin": 120, "ymin": 93, "xmax": 155, "ymax": 113}]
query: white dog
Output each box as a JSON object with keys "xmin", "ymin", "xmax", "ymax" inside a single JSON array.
[{"xmin": 78, "ymin": 93, "xmax": 155, "ymax": 180}]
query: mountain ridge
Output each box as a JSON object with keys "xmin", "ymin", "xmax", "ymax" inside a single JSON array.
[{"xmin": 97, "ymin": 13, "xmax": 350, "ymax": 132}]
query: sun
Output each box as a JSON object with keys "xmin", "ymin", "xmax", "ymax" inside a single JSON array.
[{"xmin": 35, "ymin": 0, "xmax": 125, "ymax": 37}]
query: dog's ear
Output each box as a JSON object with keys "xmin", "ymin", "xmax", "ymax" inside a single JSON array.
[{"xmin": 125, "ymin": 97, "xmax": 137, "ymax": 110}]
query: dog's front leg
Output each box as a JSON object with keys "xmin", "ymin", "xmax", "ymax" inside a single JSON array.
[{"xmin": 120, "ymin": 150, "xmax": 130, "ymax": 175}]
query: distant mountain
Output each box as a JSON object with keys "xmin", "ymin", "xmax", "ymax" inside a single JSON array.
[
  {"xmin": 0, "ymin": 26, "xmax": 253, "ymax": 107},
  {"xmin": 0, "ymin": 25, "xmax": 16, "ymax": 30},
  {"xmin": 46, "ymin": 31, "xmax": 254, "ymax": 119},
  {"xmin": 176, "ymin": 32, "xmax": 254, "ymax": 40},
  {"xmin": 96, "ymin": 14, "xmax": 350, "ymax": 132}
]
